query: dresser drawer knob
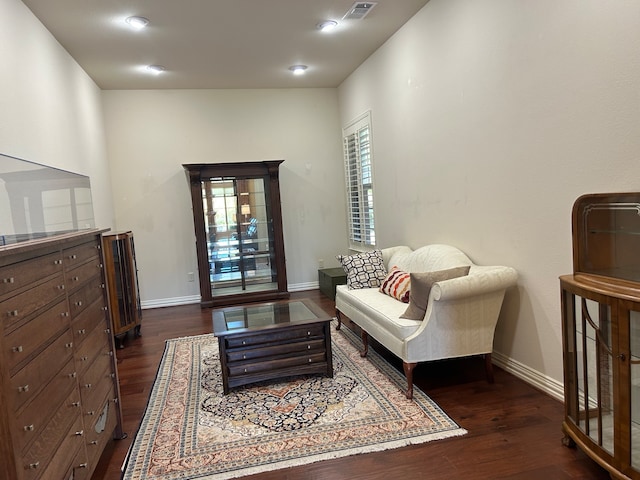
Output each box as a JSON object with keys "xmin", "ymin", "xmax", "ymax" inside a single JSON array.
[
  {"xmin": 81, "ymin": 356, "xmax": 88, "ymax": 361},
  {"xmin": 54, "ymin": 259, "xmax": 63, "ymax": 265},
  {"xmin": 308, "ymin": 358, "xmax": 312, "ymax": 363},
  {"xmin": 244, "ymin": 368, "xmax": 248, "ymax": 373},
  {"xmin": 75, "ymin": 430, "xmax": 84, "ymax": 436},
  {"xmin": 26, "ymin": 462, "xmax": 40, "ymax": 470},
  {"xmin": 8, "ymin": 310, "xmax": 18, "ymax": 317},
  {"xmin": 242, "ymin": 354, "xmax": 246, "ymax": 359},
  {"xmin": 2, "ymin": 277, "xmax": 14, "ymax": 284},
  {"xmin": 57, "ymin": 284, "xmax": 65, "ymax": 290},
  {"xmin": 107, "ymin": 351, "xmax": 114, "ymax": 357},
  {"xmin": 111, "ymin": 373, "xmax": 116, "ymax": 378},
  {"xmin": 68, "ymin": 372, "xmax": 77, "ymax": 378},
  {"xmin": 79, "ymin": 463, "xmax": 88, "ymax": 468},
  {"xmin": 113, "ymin": 397, "xmax": 119, "ymax": 404},
  {"xmin": 242, "ymin": 340, "xmax": 246, "ymax": 345},
  {"xmin": 61, "ymin": 312, "xmax": 69, "ymax": 317},
  {"xmin": 85, "ymin": 384, "xmax": 92, "ymax": 389},
  {"xmin": 307, "ymin": 331, "xmax": 311, "ymax": 336},
  {"xmin": 87, "ymin": 410, "xmax": 95, "ymax": 416},
  {"xmin": 307, "ymin": 345, "xmax": 311, "ymax": 350},
  {"xmin": 72, "ymin": 402, "xmax": 81, "ymax": 407},
  {"xmin": 78, "ymin": 329, "xmax": 86, "ymax": 335},
  {"xmin": 12, "ymin": 345, "xmax": 23, "ymax": 353},
  {"xmin": 18, "ymin": 384, "xmax": 29, "ymax": 393},
  {"xmin": 75, "ymin": 301, "xmax": 82, "ymax": 307},
  {"xmin": 23, "ymin": 424, "xmax": 34, "ymax": 432},
  {"xmin": 101, "ymin": 283, "xmax": 106, "ymax": 289},
  {"xmin": 72, "ymin": 276, "xmax": 79, "ymax": 282},
  {"xmin": 65, "ymin": 342, "xmax": 73, "ymax": 348},
  {"xmin": 104, "ymin": 328, "xmax": 111, "ymax": 334},
  {"xmin": 90, "ymin": 440, "xmax": 98, "ymax": 445},
  {"xmin": 69, "ymin": 254, "xmax": 77, "ymax": 259}
]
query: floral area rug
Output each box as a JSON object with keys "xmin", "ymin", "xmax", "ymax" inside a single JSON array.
[{"xmin": 122, "ymin": 321, "xmax": 466, "ymax": 480}]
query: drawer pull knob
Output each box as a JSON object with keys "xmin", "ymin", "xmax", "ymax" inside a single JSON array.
[
  {"xmin": 54, "ymin": 259, "xmax": 63, "ymax": 265},
  {"xmin": 79, "ymin": 463, "xmax": 88, "ymax": 468},
  {"xmin": 85, "ymin": 383, "xmax": 92, "ymax": 389},
  {"xmin": 102, "ymin": 306, "xmax": 108, "ymax": 311},
  {"xmin": 87, "ymin": 410, "xmax": 95, "ymax": 416},
  {"xmin": 26, "ymin": 462, "xmax": 40, "ymax": 470},
  {"xmin": 242, "ymin": 341, "xmax": 246, "ymax": 345},
  {"xmin": 2, "ymin": 277, "xmax": 14, "ymax": 284},
  {"xmin": 308, "ymin": 358, "xmax": 312, "ymax": 363},
  {"xmin": 72, "ymin": 402, "xmax": 81, "ymax": 407},
  {"xmin": 65, "ymin": 342, "xmax": 73, "ymax": 348},
  {"xmin": 12, "ymin": 345, "xmax": 23, "ymax": 353},
  {"xmin": 57, "ymin": 284, "xmax": 65, "ymax": 290},
  {"xmin": 23, "ymin": 424, "xmax": 34, "ymax": 432},
  {"xmin": 81, "ymin": 356, "xmax": 88, "ymax": 361},
  {"xmin": 73, "ymin": 276, "xmax": 79, "ymax": 282},
  {"xmin": 307, "ymin": 345, "xmax": 311, "ymax": 350},
  {"xmin": 113, "ymin": 397, "xmax": 119, "ymax": 404},
  {"xmin": 111, "ymin": 373, "xmax": 116, "ymax": 378},
  {"xmin": 244, "ymin": 368, "xmax": 248, "ymax": 373},
  {"xmin": 242, "ymin": 354, "xmax": 246, "ymax": 359},
  {"xmin": 68, "ymin": 372, "xmax": 77, "ymax": 378},
  {"xmin": 18, "ymin": 384, "xmax": 29, "ymax": 393},
  {"xmin": 307, "ymin": 331, "xmax": 311, "ymax": 336},
  {"xmin": 78, "ymin": 329, "xmax": 86, "ymax": 334},
  {"xmin": 61, "ymin": 312, "xmax": 69, "ymax": 317},
  {"xmin": 8, "ymin": 310, "xmax": 18, "ymax": 317},
  {"xmin": 75, "ymin": 301, "xmax": 82, "ymax": 306},
  {"xmin": 101, "ymin": 283, "xmax": 106, "ymax": 289},
  {"xmin": 98, "ymin": 263, "xmax": 103, "ymax": 268},
  {"xmin": 104, "ymin": 328, "xmax": 111, "ymax": 334},
  {"xmin": 90, "ymin": 440, "xmax": 98, "ymax": 445},
  {"xmin": 69, "ymin": 254, "xmax": 77, "ymax": 259},
  {"xmin": 107, "ymin": 351, "xmax": 114, "ymax": 357},
  {"xmin": 75, "ymin": 430, "xmax": 84, "ymax": 436}
]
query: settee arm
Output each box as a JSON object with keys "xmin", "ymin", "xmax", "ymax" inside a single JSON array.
[{"xmin": 431, "ymin": 266, "xmax": 518, "ymax": 302}]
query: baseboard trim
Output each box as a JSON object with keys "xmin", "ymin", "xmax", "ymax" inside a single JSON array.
[
  {"xmin": 141, "ymin": 295, "xmax": 201, "ymax": 309},
  {"xmin": 492, "ymin": 351, "xmax": 564, "ymax": 402}
]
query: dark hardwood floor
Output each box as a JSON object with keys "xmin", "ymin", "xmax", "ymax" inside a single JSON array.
[{"xmin": 92, "ymin": 290, "xmax": 609, "ymax": 480}]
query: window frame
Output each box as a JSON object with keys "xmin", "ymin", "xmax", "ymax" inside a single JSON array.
[{"xmin": 342, "ymin": 111, "xmax": 376, "ymax": 250}]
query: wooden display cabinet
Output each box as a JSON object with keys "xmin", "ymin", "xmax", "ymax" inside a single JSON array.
[
  {"xmin": 561, "ymin": 192, "xmax": 640, "ymax": 479},
  {"xmin": 102, "ymin": 231, "xmax": 142, "ymax": 348}
]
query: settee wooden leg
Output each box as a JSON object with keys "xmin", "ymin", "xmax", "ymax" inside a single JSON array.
[
  {"xmin": 360, "ymin": 330, "xmax": 369, "ymax": 358},
  {"xmin": 335, "ymin": 309, "xmax": 342, "ymax": 330},
  {"xmin": 485, "ymin": 353, "xmax": 495, "ymax": 384},
  {"xmin": 403, "ymin": 362, "xmax": 417, "ymax": 400}
]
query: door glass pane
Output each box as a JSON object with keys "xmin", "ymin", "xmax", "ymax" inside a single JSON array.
[
  {"xmin": 575, "ymin": 297, "xmax": 613, "ymax": 455},
  {"xmin": 202, "ymin": 177, "xmax": 277, "ymax": 297},
  {"xmin": 631, "ymin": 309, "xmax": 640, "ymax": 469}
]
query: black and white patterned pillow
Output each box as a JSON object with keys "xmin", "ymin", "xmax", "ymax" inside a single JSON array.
[{"xmin": 336, "ymin": 250, "xmax": 387, "ymax": 289}]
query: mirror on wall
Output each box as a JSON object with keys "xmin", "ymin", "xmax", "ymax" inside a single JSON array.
[{"xmin": 0, "ymin": 153, "xmax": 95, "ymax": 245}]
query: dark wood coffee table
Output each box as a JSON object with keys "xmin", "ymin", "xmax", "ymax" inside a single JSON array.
[{"xmin": 212, "ymin": 299, "xmax": 333, "ymax": 394}]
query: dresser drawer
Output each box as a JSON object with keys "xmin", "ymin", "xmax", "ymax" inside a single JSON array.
[
  {"xmin": 10, "ymin": 328, "xmax": 75, "ymax": 410},
  {"xmin": 4, "ymin": 299, "xmax": 70, "ymax": 374},
  {"xmin": 224, "ymin": 324, "xmax": 326, "ymax": 349},
  {"xmin": 2, "ymin": 273, "xmax": 66, "ymax": 332},
  {"xmin": 85, "ymin": 394, "xmax": 118, "ymax": 469},
  {"xmin": 71, "ymin": 297, "xmax": 107, "ymax": 349},
  {"xmin": 0, "ymin": 251, "xmax": 63, "ymax": 299},
  {"xmin": 67, "ymin": 444, "xmax": 90, "ymax": 480},
  {"xmin": 63, "ymin": 241, "xmax": 101, "ymax": 271},
  {"xmin": 68, "ymin": 274, "xmax": 105, "ymax": 319},
  {"xmin": 17, "ymin": 387, "xmax": 80, "ymax": 456},
  {"xmin": 22, "ymin": 415, "xmax": 85, "ymax": 480},
  {"xmin": 65, "ymin": 258, "xmax": 104, "ymax": 295},
  {"xmin": 74, "ymin": 324, "xmax": 110, "ymax": 377},
  {"xmin": 79, "ymin": 349, "xmax": 114, "ymax": 413},
  {"xmin": 226, "ymin": 338, "xmax": 326, "ymax": 363},
  {"xmin": 15, "ymin": 375, "xmax": 80, "ymax": 455}
]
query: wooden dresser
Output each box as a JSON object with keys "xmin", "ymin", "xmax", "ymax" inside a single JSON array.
[{"xmin": 0, "ymin": 230, "xmax": 124, "ymax": 480}]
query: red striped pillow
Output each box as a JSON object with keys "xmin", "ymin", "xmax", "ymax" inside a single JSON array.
[{"xmin": 379, "ymin": 266, "xmax": 411, "ymax": 303}]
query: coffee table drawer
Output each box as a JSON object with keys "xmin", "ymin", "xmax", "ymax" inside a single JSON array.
[
  {"xmin": 224, "ymin": 324, "xmax": 325, "ymax": 349},
  {"xmin": 226, "ymin": 338, "xmax": 326, "ymax": 362},
  {"xmin": 228, "ymin": 352, "xmax": 327, "ymax": 377}
]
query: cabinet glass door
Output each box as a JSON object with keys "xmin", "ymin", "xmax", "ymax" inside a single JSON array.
[
  {"xmin": 203, "ymin": 177, "xmax": 276, "ymax": 297},
  {"xmin": 627, "ymin": 306, "xmax": 640, "ymax": 470}
]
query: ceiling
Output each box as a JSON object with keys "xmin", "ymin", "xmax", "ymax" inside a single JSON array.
[{"xmin": 21, "ymin": 0, "xmax": 429, "ymax": 90}]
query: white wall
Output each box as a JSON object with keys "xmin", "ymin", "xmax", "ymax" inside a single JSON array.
[
  {"xmin": 338, "ymin": 0, "xmax": 640, "ymax": 386},
  {"xmin": 0, "ymin": 0, "xmax": 114, "ymax": 228},
  {"xmin": 101, "ymin": 89, "xmax": 347, "ymax": 306}
]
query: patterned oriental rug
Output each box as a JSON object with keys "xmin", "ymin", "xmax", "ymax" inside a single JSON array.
[{"xmin": 122, "ymin": 322, "xmax": 467, "ymax": 480}]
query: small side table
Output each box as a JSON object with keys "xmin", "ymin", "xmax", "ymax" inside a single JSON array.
[{"xmin": 318, "ymin": 267, "xmax": 346, "ymax": 300}]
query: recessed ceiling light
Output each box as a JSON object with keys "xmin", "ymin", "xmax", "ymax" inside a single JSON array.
[
  {"xmin": 146, "ymin": 65, "xmax": 166, "ymax": 75},
  {"xmin": 317, "ymin": 20, "xmax": 338, "ymax": 33},
  {"xmin": 125, "ymin": 16, "xmax": 149, "ymax": 30},
  {"xmin": 289, "ymin": 65, "xmax": 308, "ymax": 75}
]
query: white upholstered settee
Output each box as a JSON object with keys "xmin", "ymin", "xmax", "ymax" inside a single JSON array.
[{"xmin": 335, "ymin": 245, "xmax": 518, "ymax": 399}]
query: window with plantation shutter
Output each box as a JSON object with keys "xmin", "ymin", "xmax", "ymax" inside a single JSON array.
[{"xmin": 343, "ymin": 112, "xmax": 376, "ymax": 249}]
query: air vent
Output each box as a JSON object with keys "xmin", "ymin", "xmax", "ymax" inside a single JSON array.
[{"xmin": 343, "ymin": 2, "xmax": 377, "ymax": 20}]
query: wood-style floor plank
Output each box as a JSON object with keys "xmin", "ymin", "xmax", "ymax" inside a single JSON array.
[{"xmin": 91, "ymin": 290, "xmax": 609, "ymax": 480}]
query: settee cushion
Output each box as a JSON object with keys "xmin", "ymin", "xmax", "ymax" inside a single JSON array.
[
  {"xmin": 337, "ymin": 250, "xmax": 387, "ymax": 289},
  {"xmin": 379, "ymin": 266, "xmax": 411, "ymax": 303},
  {"xmin": 400, "ymin": 266, "xmax": 471, "ymax": 320}
]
